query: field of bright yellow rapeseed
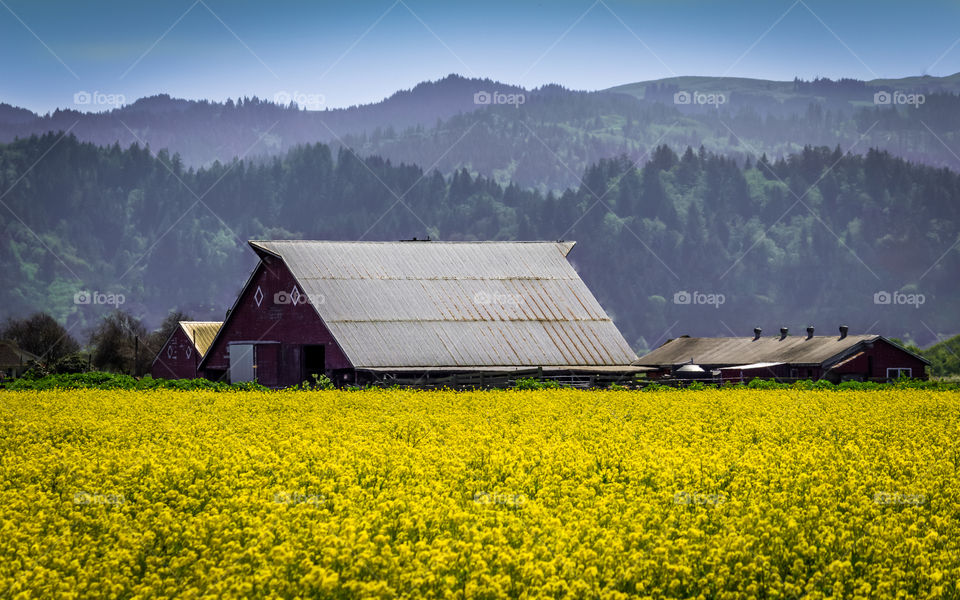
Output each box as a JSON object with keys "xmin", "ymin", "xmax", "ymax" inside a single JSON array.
[{"xmin": 1, "ymin": 388, "xmax": 958, "ymax": 599}]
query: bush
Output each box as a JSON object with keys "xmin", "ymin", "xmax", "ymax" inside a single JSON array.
[
  {"xmin": 0, "ymin": 371, "xmax": 268, "ymax": 392},
  {"xmin": 53, "ymin": 353, "xmax": 89, "ymax": 374},
  {"xmin": 296, "ymin": 373, "xmax": 335, "ymax": 390},
  {"xmin": 513, "ymin": 377, "xmax": 564, "ymax": 390}
]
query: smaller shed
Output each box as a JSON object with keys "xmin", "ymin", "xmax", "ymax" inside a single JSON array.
[
  {"xmin": 151, "ymin": 321, "xmax": 222, "ymax": 380},
  {"xmin": 635, "ymin": 326, "xmax": 930, "ymax": 382},
  {"xmin": 0, "ymin": 340, "xmax": 40, "ymax": 379}
]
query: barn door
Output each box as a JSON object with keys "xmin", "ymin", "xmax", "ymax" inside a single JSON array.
[
  {"xmin": 229, "ymin": 344, "xmax": 255, "ymax": 383},
  {"xmin": 302, "ymin": 345, "xmax": 326, "ymax": 383}
]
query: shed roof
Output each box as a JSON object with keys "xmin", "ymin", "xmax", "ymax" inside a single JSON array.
[
  {"xmin": 718, "ymin": 362, "xmax": 785, "ymax": 371},
  {"xmin": 179, "ymin": 322, "xmax": 222, "ymax": 357},
  {"xmin": 634, "ymin": 334, "xmax": 924, "ymax": 367},
  {"xmin": 247, "ymin": 240, "xmax": 637, "ymax": 369},
  {"xmin": 0, "ymin": 340, "xmax": 40, "ymax": 368}
]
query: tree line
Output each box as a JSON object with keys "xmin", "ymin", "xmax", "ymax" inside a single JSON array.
[{"xmin": 0, "ymin": 132, "xmax": 957, "ymax": 357}]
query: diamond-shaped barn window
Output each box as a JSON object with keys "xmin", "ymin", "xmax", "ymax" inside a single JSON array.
[
  {"xmin": 254, "ymin": 286, "xmax": 264, "ymax": 307},
  {"xmin": 290, "ymin": 286, "xmax": 302, "ymax": 306}
]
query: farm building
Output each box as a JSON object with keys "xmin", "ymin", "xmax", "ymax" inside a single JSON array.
[
  {"xmin": 151, "ymin": 321, "xmax": 222, "ymax": 380},
  {"xmin": 0, "ymin": 340, "xmax": 40, "ymax": 379},
  {"xmin": 193, "ymin": 240, "xmax": 642, "ymax": 387},
  {"xmin": 635, "ymin": 326, "xmax": 929, "ymax": 383}
]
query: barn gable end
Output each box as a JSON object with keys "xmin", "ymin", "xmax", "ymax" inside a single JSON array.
[
  {"xmin": 198, "ymin": 257, "xmax": 353, "ymax": 387},
  {"xmin": 151, "ymin": 321, "xmax": 222, "ymax": 380}
]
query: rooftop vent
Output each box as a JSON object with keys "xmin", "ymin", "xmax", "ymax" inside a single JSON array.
[
  {"xmin": 839, "ymin": 325, "xmax": 849, "ymax": 339},
  {"xmin": 779, "ymin": 327, "xmax": 789, "ymax": 340},
  {"xmin": 806, "ymin": 326, "xmax": 815, "ymax": 340},
  {"xmin": 753, "ymin": 327, "xmax": 762, "ymax": 341}
]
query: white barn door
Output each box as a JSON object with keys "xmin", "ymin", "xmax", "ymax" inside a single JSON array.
[{"xmin": 229, "ymin": 344, "xmax": 255, "ymax": 383}]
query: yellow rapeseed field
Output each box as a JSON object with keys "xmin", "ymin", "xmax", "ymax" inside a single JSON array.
[{"xmin": 1, "ymin": 388, "xmax": 958, "ymax": 599}]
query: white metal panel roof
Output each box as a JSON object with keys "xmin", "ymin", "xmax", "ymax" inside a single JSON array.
[
  {"xmin": 718, "ymin": 362, "xmax": 785, "ymax": 370},
  {"xmin": 249, "ymin": 240, "xmax": 636, "ymax": 368}
]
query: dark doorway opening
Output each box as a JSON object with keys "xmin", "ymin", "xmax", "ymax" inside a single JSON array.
[{"xmin": 302, "ymin": 345, "xmax": 326, "ymax": 382}]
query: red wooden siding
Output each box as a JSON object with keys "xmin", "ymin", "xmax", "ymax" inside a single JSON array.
[
  {"xmin": 829, "ymin": 339, "xmax": 927, "ymax": 381},
  {"xmin": 151, "ymin": 326, "xmax": 201, "ymax": 379},
  {"xmin": 200, "ymin": 257, "xmax": 353, "ymax": 387}
]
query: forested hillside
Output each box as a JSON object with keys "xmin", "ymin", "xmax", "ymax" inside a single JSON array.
[
  {"xmin": 2, "ymin": 74, "xmax": 960, "ymax": 191},
  {"xmin": 2, "ymin": 133, "xmax": 956, "ymax": 350}
]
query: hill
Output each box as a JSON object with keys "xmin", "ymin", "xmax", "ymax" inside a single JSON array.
[
  {"xmin": 1, "ymin": 134, "xmax": 956, "ymax": 350},
  {"xmin": 2, "ymin": 74, "xmax": 960, "ymax": 191}
]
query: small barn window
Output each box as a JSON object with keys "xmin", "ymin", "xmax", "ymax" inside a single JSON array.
[{"xmin": 886, "ymin": 367, "xmax": 912, "ymax": 380}]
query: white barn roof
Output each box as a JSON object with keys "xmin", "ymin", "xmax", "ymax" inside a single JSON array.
[{"xmin": 249, "ymin": 240, "xmax": 637, "ymax": 369}]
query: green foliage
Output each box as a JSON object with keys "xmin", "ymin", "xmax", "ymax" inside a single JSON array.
[
  {"xmin": 0, "ymin": 134, "xmax": 956, "ymax": 351},
  {"xmin": 513, "ymin": 377, "xmax": 564, "ymax": 390},
  {"xmin": 922, "ymin": 333, "xmax": 960, "ymax": 377},
  {"xmin": 51, "ymin": 352, "xmax": 89, "ymax": 374},
  {"xmin": 296, "ymin": 373, "xmax": 335, "ymax": 390},
  {"xmin": 1, "ymin": 312, "xmax": 79, "ymax": 362},
  {"xmin": 641, "ymin": 382, "xmax": 675, "ymax": 392},
  {"xmin": 0, "ymin": 371, "xmax": 269, "ymax": 392}
]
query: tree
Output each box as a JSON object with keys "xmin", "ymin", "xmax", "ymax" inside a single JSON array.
[
  {"xmin": 1, "ymin": 312, "xmax": 79, "ymax": 363},
  {"xmin": 147, "ymin": 311, "xmax": 193, "ymax": 360},
  {"xmin": 90, "ymin": 311, "xmax": 150, "ymax": 376}
]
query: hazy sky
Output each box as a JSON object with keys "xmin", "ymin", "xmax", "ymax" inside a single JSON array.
[{"xmin": 2, "ymin": 0, "xmax": 958, "ymax": 113}]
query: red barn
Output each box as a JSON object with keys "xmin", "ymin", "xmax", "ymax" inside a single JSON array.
[
  {"xmin": 197, "ymin": 240, "xmax": 641, "ymax": 387},
  {"xmin": 635, "ymin": 326, "xmax": 929, "ymax": 383},
  {"xmin": 151, "ymin": 321, "xmax": 222, "ymax": 380}
]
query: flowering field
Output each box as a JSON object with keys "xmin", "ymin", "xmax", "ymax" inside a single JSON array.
[{"xmin": 1, "ymin": 388, "xmax": 958, "ymax": 599}]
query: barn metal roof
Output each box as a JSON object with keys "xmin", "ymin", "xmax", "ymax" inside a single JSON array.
[
  {"xmin": 248, "ymin": 240, "xmax": 637, "ymax": 369},
  {"xmin": 0, "ymin": 340, "xmax": 40, "ymax": 368},
  {"xmin": 179, "ymin": 321, "xmax": 222, "ymax": 357},
  {"xmin": 718, "ymin": 362, "xmax": 785, "ymax": 371},
  {"xmin": 635, "ymin": 334, "xmax": 890, "ymax": 367}
]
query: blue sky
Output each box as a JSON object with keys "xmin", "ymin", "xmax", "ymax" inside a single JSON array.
[{"xmin": 2, "ymin": 0, "xmax": 958, "ymax": 113}]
